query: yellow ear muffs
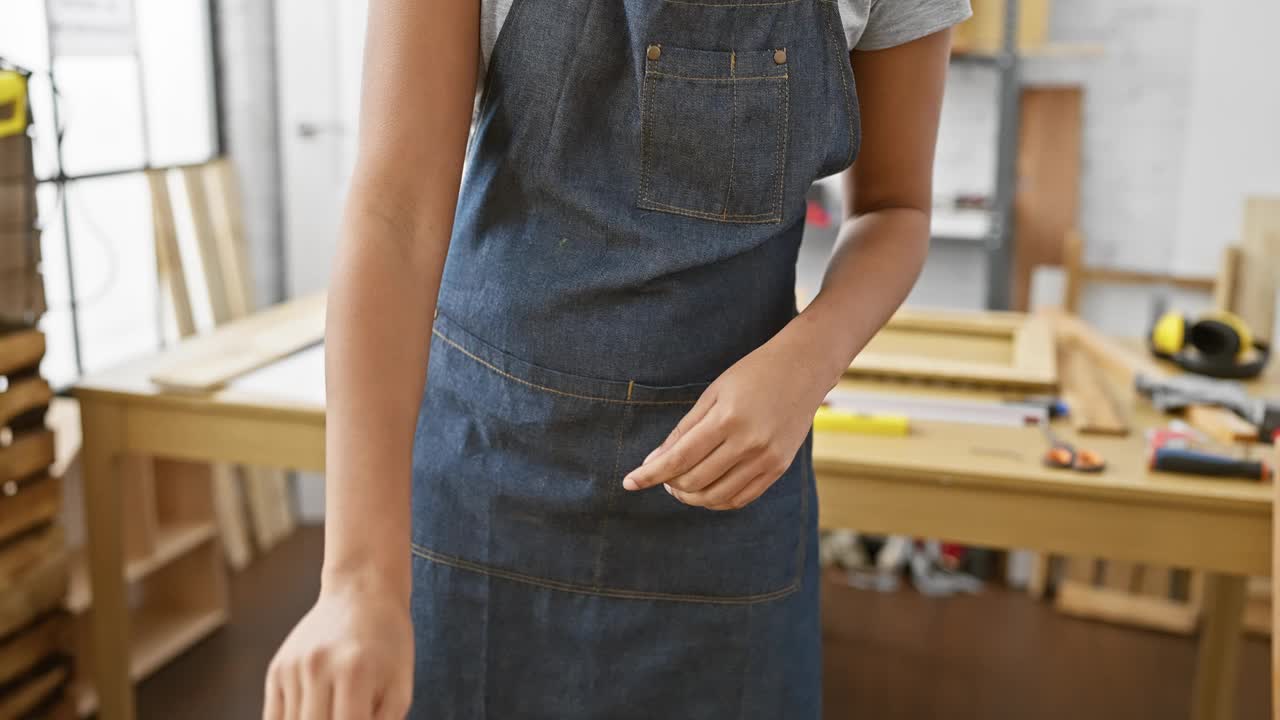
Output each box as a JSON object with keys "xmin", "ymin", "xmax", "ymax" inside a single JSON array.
[
  {"xmin": 1150, "ymin": 311, "xmax": 1187, "ymax": 358},
  {"xmin": 1150, "ymin": 309, "xmax": 1270, "ymax": 379}
]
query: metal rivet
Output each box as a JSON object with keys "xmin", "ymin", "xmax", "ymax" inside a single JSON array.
[
  {"xmin": 774, "ymin": 48, "xmax": 787, "ymax": 65},
  {"xmin": 647, "ymin": 45, "xmax": 662, "ymax": 61}
]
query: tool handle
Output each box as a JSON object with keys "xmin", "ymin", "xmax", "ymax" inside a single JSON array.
[{"xmin": 1149, "ymin": 447, "xmax": 1271, "ymax": 481}]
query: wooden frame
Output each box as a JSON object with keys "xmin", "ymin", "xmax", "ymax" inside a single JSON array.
[{"xmin": 847, "ymin": 308, "xmax": 1058, "ymax": 392}]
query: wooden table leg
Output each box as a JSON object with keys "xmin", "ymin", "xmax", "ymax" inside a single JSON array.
[
  {"xmin": 1191, "ymin": 572, "xmax": 1248, "ymax": 720},
  {"xmin": 81, "ymin": 400, "xmax": 135, "ymax": 720}
]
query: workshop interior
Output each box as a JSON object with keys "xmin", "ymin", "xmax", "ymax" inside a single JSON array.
[{"xmin": 1, "ymin": 0, "xmax": 1279, "ymax": 718}]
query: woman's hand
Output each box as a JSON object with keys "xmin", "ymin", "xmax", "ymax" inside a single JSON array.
[
  {"xmin": 622, "ymin": 319, "xmax": 841, "ymax": 510},
  {"xmin": 264, "ymin": 577, "xmax": 413, "ymax": 720}
]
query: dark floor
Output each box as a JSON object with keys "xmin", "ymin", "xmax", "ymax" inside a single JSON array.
[{"xmin": 138, "ymin": 527, "xmax": 1271, "ymax": 719}]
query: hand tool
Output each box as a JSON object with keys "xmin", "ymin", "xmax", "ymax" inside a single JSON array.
[
  {"xmin": 1146, "ymin": 427, "xmax": 1273, "ymax": 481},
  {"xmin": 1041, "ymin": 425, "xmax": 1106, "ymax": 473},
  {"xmin": 814, "ymin": 405, "xmax": 909, "ymax": 436}
]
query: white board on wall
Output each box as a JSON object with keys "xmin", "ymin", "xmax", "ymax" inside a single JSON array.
[{"xmin": 1173, "ymin": 0, "xmax": 1280, "ymax": 275}]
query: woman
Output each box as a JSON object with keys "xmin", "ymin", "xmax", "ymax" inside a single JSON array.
[{"xmin": 266, "ymin": 0, "xmax": 969, "ymax": 717}]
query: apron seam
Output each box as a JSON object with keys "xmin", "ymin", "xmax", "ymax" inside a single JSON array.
[
  {"xmin": 432, "ymin": 327, "xmax": 699, "ymax": 406},
  {"xmin": 411, "ymin": 543, "xmax": 800, "ymax": 605}
]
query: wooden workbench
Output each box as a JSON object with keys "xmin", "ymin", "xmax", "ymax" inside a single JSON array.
[{"xmin": 73, "ymin": 295, "xmax": 1275, "ymax": 720}]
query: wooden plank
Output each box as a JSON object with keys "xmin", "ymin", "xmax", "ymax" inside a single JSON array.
[
  {"xmin": 1081, "ymin": 268, "xmax": 1217, "ymax": 292},
  {"xmin": 1236, "ymin": 196, "xmax": 1280, "ymax": 343},
  {"xmin": 0, "ymin": 430, "xmax": 55, "ymax": 482},
  {"xmin": 1101, "ymin": 560, "xmax": 1138, "ymax": 593},
  {"xmin": 0, "ymin": 376, "xmax": 51, "ymax": 429},
  {"xmin": 1012, "ymin": 86, "xmax": 1082, "ymax": 311},
  {"xmin": 149, "ymin": 293, "xmax": 326, "ymax": 393},
  {"xmin": 1046, "ymin": 309, "xmax": 1171, "ymax": 385},
  {"xmin": 0, "ymin": 543, "xmax": 69, "ymax": 640},
  {"xmin": 887, "ymin": 307, "xmax": 1026, "ymax": 337},
  {"xmin": 1055, "ymin": 581, "xmax": 1199, "ymax": 635},
  {"xmin": 1190, "ymin": 573, "xmax": 1247, "ymax": 720},
  {"xmin": 181, "ymin": 166, "xmax": 233, "ymax": 326},
  {"xmin": 0, "ymin": 525, "xmax": 61, "ymax": 591},
  {"xmin": 1058, "ymin": 341, "xmax": 1129, "ymax": 435},
  {"xmin": 1137, "ymin": 564, "xmax": 1173, "ymax": 599},
  {"xmin": 0, "ymin": 661, "xmax": 68, "ymax": 720},
  {"xmin": 147, "ymin": 170, "xmax": 195, "ymax": 339},
  {"xmin": 0, "ymin": 330, "xmax": 44, "ymax": 377},
  {"xmin": 1012, "ymin": 312, "xmax": 1057, "ymax": 387},
  {"xmin": 0, "ymin": 612, "xmax": 68, "ymax": 685},
  {"xmin": 1062, "ymin": 230, "xmax": 1084, "ymax": 313},
  {"xmin": 206, "ymin": 159, "xmax": 255, "ymax": 319},
  {"xmin": 1064, "ymin": 557, "xmax": 1096, "ymax": 585},
  {"xmin": 1213, "ymin": 245, "xmax": 1241, "ymax": 313},
  {"xmin": 0, "ymin": 475, "xmax": 59, "ymax": 547},
  {"xmin": 1183, "ymin": 405, "xmax": 1259, "ymax": 445}
]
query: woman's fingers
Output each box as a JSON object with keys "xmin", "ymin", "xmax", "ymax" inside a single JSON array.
[
  {"xmin": 372, "ymin": 678, "xmax": 414, "ymax": 720},
  {"xmin": 624, "ymin": 402, "xmax": 723, "ymax": 490},
  {"xmin": 710, "ymin": 470, "xmax": 777, "ymax": 510},
  {"xmin": 280, "ymin": 661, "xmax": 301, "ymax": 720},
  {"xmin": 332, "ymin": 655, "xmax": 372, "ymax": 720},
  {"xmin": 262, "ymin": 664, "xmax": 284, "ymax": 720},
  {"xmin": 298, "ymin": 658, "xmax": 333, "ymax": 720},
  {"xmin": 664, "ymin": 439, "xmax": 742, "ymax": 493},
  {"xmin": 669, "ymin": 459, "xmax": 765, "ymax": 509}
]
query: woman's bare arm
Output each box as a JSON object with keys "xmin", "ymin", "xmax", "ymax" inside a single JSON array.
[
  {"xmin": 623, "ymin": 30, "xmax": 952, "ymax": 508},
  {"xmin": 322, "ymin": 0, "xmax": 477, "ymax": 606},
  {"xmin": 800, "ymin": 29, "xmax": 952, "ymax": 380},
  {"xmin": 265, "ymin": 1, "xmax": 477, "ymax": 717}
]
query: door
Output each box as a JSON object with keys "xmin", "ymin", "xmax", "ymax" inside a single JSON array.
[{"xmin": 274, "ymin": 0, "xmax": 367, "ymax": 518}]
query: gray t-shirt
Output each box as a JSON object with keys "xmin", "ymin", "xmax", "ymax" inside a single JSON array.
[{"xmin": 480, "ymin": 0, "xmax": 973, "ymax": 75}]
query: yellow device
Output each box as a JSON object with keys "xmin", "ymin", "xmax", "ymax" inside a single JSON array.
[
  {"xmin": 814, "ymin": 406, "xmax": 910, "ymax": 436},
  {"xmin": 0, "ymin": 71, "xmax": 28, "ymax": 138}
]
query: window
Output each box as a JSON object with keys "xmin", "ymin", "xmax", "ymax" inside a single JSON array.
[{"xmin": 0, "ymin": 0, "xmax": 219, "ymax": 387}]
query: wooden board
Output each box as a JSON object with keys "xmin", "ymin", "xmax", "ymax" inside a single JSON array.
[
  {"xmin": 149, "ymin": 293, "xmax": 326, "ymax": 393},
  {"xmin": 1213, "ymin": 245, "xmax": 1241, "ymax": 313},
  {"xmin": 0, "ymin": 612, "xmax": 68, "ymax": 685},
  {"xmin": 181, "ymin": 166, "xmax": 233, "ymax": 326},
  {"xmin": 1183, "ymin": 405, "xmax": 1259, "ymax": 445},
  {"xmin": 1236, "ymin": 197, "xmax": 1280, "ymax": 343},
  {"xmin": 0, "ymin": 430, "xmax": 55, "ymax": 482},
  {"xmin": 952, "ymin": 0, "xmax": 1050, "ymax": 54},
  {"xmin": 0, "ymin": 660, "xmax": 68, "ymax": 720},
  {"xmin": 1012, "ymin": 86, "xmax": 1082, "ymax": 311},
  {"xmin": 0, "ymin": 331, "xmax": 43, "ymax": 378},
  {"xmin": 147, "ymin": 170, "xmax": 195, "ymax": 339},
  {"xmin": 848, "ymin": 309, "xmax": 1057, "ymax": 392},
  {"xmin": 1057, "ymin": 340, "xmax": 1129, "ymax": 435},
  {"xmin": 0, "ymin": 540, "xmax": 68, "ymax": 640},
  {"xmin": 0, "ymin": 377, "xmax": 51, "ymax": 430},
  {"xmin": 1056, "ymin": 580, "xmax": 1200, "ymax": 634},
  {"xmin": 0, "ymin": 475, "xmax": 59, "ymax": 545}
]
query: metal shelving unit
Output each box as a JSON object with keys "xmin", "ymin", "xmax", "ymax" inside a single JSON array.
[{"xmin": 944, "ymin": 0, "xmax": 1022, "ymax": 310}]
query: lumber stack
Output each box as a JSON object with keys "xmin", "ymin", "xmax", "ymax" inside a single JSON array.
[
  {"xmin": 1, "ymin": 331, "xmax": 73, "ymax": 719},
  {"xmin": 0, "ymin": 71, "xmax": 74, "ymax": 719}
]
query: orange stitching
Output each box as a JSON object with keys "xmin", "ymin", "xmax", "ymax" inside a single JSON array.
[
  {"xmin": 639, "ymin": 198, "xmax": 781, "ymax": 223},
  {"xmin": 822, "ymin": 2, "xmax": 857, "ymax": 168},
  {"xmin": 723, "ymin": 52, "xmax": 738, "ymax": 219},
  {"xmin": 773, "ymin": 71, "xmax": 789, "ymax": 218},
  {"xmin": 411, "ymin": 544, "xmax": 799, "ymax": 605},
  {"xmin": 645, "ymin": 71, "xmax": 788, "ymax": 83},
  {"xmin": 432, "ymin": 328, "xmax": 697, "ymax": 406}
]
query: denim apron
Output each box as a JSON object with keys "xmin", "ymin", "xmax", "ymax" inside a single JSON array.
[{"xmin": 410, "ymin": 0, "xmax": 859, "ymax": 716}]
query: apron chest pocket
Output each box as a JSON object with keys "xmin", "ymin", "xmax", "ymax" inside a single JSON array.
[{"xmin": 638, "ymin": 44, "xmax": 789, "ymax": 224}]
